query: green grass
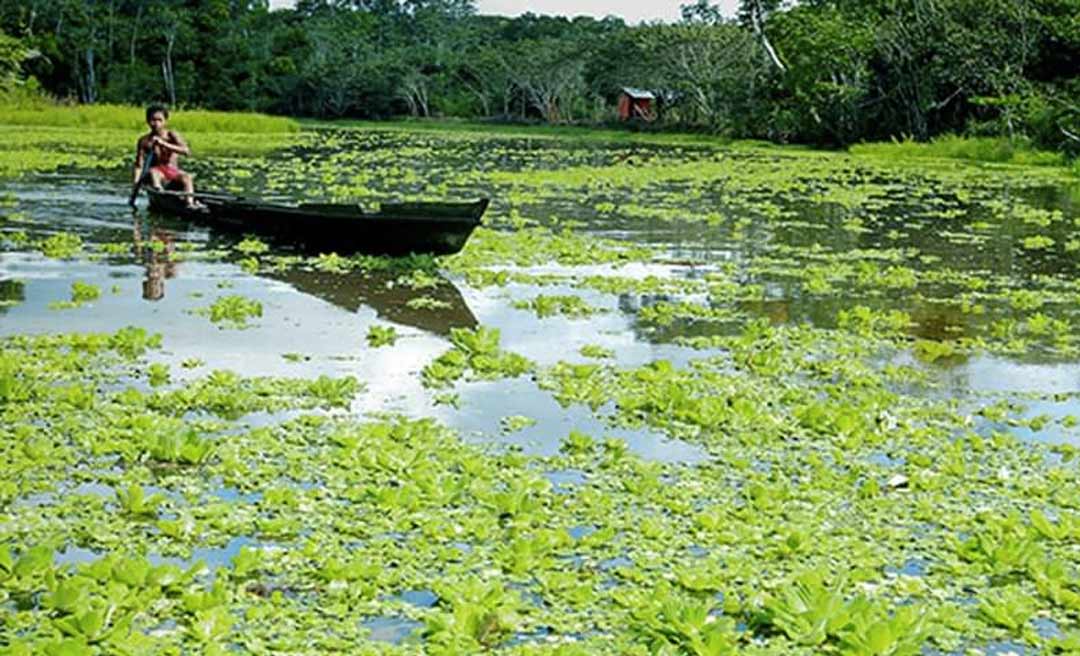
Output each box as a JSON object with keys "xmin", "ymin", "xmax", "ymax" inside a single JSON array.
[
  {"xmin": 0, "ymin": 92, "xmax": 299, "ymax": 134},
  {"xmin": 316, "ymin": 118, "xmax": 1073, "ymax": 175},
  {"xmin": 302, "ymin": 116, "xmax": 758, "ymax": 148},
  {"xmin": 849, "ymin": 134, "xmax": 1066, "ymax": 168}
]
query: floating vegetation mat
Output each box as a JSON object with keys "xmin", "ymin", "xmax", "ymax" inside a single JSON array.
[{"xmin": 2, "ymin": 126, "xmax": 1080, "ymax": 653}]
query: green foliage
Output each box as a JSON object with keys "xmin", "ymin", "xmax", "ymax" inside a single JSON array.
[
  {"xmin": 499, "ymin": 415, "xmax": 536, "ymax": 434},
  {"xmin": 115, "ymin": 484, "xmax": 166, "ymax": 518},
  {"xmin": 424, "ymin": 578, "xmax": 526, "ymax": 650},
  {"xmin": 422, "ymin": 326, "xmax": 533, "ymax": 389},
  {"xmin": 624, "ymin": 584, "xmax": 739, "ymax": 654},
  {"xmin": 195, "ymin": 295, "xmax": 263, "ymax": 329},
  {"xmin": 512, "ymin": 294, "xmax": 601, "ymax": 319},
  {"xmin": 142, "ymin": 422, "xmax": 216, "ymax": 466},
  {"xmin": 69, "ymin": 282, "xmax": 100, "ymax": 304},
  {"xmin": 0, "ymin": 28, "xmax": 28, "ymax": 92},
  {"xmin": 579, "ymin": 344, "xmax": 614, "ymax": 359},
  {"xmin": 758, "ymin": 571, "xmax": 852, "ymax": 645},
  {"xmin": 37, "ymin": 233, "xmax": 83, "ymax": 259},
  {"xmin": 850, "ymin": 135, "xmax": 1066, "ymax": 167},
  {"xmin": 977, "ymin": 586, "xmax": 1037, "ymax": 635},
  {"xmin": 49, "ymin": 281, "xmax": 101, "ymax": 310},
  {"xmin": 4, "ymin": 112, "xmax": 1080, "ymax": 655},
  {"xmin": 0, "ymin": 0, "xmax": 1074, "ymax": 161},
  {"xmin": 755, "ymin": 571, "xmax": 935, "ymax": 653},
  {"xmin": 365, "ymin": 324, "xmax": 398, "ymax": 347},
  {"xmin": 234, "ymin": 236, "xmax": 270, "ymax": 255}
]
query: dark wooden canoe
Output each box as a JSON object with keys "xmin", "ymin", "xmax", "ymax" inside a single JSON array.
[{"xmin": 146, "ymin": 189, "xmax": 488, "ymax": 256}]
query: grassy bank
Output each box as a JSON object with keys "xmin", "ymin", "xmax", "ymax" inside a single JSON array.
[
  {"xmin": 0, "ymin": 95, "xmax": 303, "ymax": 177},
  {"xmin": 0, "ymin": 92, "xmax": 299, "ymax": 134},
  {"xmin": 302, "ymin": 117, "xmax": 764, "ymax": 149},
  {"xmin": 849, "ymin": 134, "xmax": 1068, "ymax": 168},
  {"xmin": 1, "ymin": 101, "xmax": 1075, "ymax": 180},
  {"xmin": 316, "ymin": 117, "xmax": 1077, "ymax": 176}
]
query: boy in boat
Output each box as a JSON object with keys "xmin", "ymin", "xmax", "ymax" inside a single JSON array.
[{"xmin": 132, "ymin": 105, "xmax": 203, "ymax": 209}]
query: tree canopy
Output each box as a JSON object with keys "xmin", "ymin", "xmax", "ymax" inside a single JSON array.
[{"xmin": 0, "ymin": 0, "xmax": 1076, "ymax": 151}]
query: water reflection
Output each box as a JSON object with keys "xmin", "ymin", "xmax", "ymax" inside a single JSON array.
[
  {"xmin": 130, "ymin": 212, "xmax": 477, "ymax": 335},
  {"xmin": 133, "ymin": 218, "xmax": 179, "ymax": 301},
  {"xmin": 0, "ymin": 279, "xmax": 25, "ymax": 314},
  {"xmin": 262, "ymin": 268, "xmax": 477, "ymax": 336}
]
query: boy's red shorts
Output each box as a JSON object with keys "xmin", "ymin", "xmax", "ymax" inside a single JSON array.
[{"xmin": 152, "ymin": 165, "xmax": 182, "ymax": 182}]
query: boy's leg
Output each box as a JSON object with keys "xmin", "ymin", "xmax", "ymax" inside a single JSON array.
[
  {"xmin": 179, "ymin": 172, "xmax": 201, "ymax": 208},
  {"xmin": 148, "ymin": 168, "xmax": 166, "ymax": 190}
]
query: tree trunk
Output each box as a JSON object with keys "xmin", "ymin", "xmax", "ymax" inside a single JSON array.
[
  {"xmin": 85, "ymin": 48, "xmax": 97, "ymax": 103},
  {"xmin": 163, "ymin": 32, "xmax": 176, "ymax": 105},
  {"xmin": 746, "ymin": 0, "xmax": 785, "ymax": 73},
  {"xmin": 130, "ymin": 5, "xmax": 141, "ymax": 66},
  {"xmin": 106, "ymin": 0, "xmax": 115, "ymax": 74}
]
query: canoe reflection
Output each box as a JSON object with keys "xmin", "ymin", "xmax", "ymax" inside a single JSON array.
[
  {"xmin": 263, "ymin": 268, "xmax": 477, "ymax": 336},
  {"xmin": 130, "ymin": 217, "xmax": 476, "ymax": 334}
]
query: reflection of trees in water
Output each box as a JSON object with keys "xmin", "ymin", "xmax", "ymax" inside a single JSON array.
[
  {"xmin": 618, "ymin": 292, "xmax": 675, "ymax": 314},
  {"xmin": 625, "ymin": 280, "xmax": 981, "ymax": 350},
  {"xmin": 775, "ymin": 185, "xmax": 1080, "ymax": 280},
  {"xmin": 0, "ymin": 279, "xmax": 25, "ymax": 314}
]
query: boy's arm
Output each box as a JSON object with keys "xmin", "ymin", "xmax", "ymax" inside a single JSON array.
[{"xmin": 156, "ymin": 131, "xmax": 191, "ymax": 156}]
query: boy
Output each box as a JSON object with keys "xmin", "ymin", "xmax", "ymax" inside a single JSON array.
[{"xmin": 132, "ymin": 105, "xmax": 202, "ymax": 209}]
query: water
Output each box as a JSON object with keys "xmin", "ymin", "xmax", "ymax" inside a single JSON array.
[
  {"xmin": 5, "ymin": 130, "xmax": 1080, "ymax": 652},
  {"xmin": 360, "ymin": 616, "xmax": 424, "ymax": 644},
  {"xmin": 1, "ymin": 178, "xmax": 714, "ymax": 460},
  {"xmin": 4, "ymin": 159, "xmax": 1080, "ymax": 452}
]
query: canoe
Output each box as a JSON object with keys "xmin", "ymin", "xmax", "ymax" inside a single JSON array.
[{"xmin": 146, "ymin": 189, "xmax": 488, "ymax": 256}]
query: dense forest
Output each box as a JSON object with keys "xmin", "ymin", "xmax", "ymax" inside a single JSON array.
[{"xmin": 0, "ymin": 0, "xmax": 1077, "ymax": 151}]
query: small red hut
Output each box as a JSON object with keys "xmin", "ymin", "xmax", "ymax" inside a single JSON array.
[{"xmin": 618, "ymin": 87, "xmax": 657, "ymax": 122}]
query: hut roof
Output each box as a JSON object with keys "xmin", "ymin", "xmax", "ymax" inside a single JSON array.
[{"xmin": 621, "ymin": 87, "xmax": 655, "ymax": 100}]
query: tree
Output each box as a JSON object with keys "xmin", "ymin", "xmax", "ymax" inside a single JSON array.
[
  {"xmin": 738, "ymin": 0, "xmax": 785, "ymax": 72},
  {"xmin": 769, "ymin": 5, "xmax": 875, "ymax": 144},
  {"xmin": 0, "ymin": 27, "xmax": 28, "ymax": 90},
  {"xmin": 501, "ymin": 37, "xmax": 589, "ymax": 122},
  {"xmin": 644, "ymin": 23, "xmax": 768, "ymax": 131}
]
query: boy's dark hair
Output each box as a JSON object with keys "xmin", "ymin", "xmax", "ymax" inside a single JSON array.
[{"xmin": 145, "ymin": 105, "xmax": 169, "ymax": 122}]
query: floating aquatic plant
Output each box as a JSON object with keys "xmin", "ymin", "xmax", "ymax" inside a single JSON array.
[
  {"xmin": 195, "ymin": 295, "xmax": 263, "ymax": 329},
  {"xmin": 366, "ymin": 324, "xmax": 398, "ymax": 347}
]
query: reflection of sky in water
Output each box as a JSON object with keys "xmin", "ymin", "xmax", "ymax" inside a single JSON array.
[
  {"xmin": 360, "ymin": 616, "xmax": 423, "ymax": 644},
  {"xmin": 0, "ymin": 177, "xmax": 719, "ymax": 460},
  {"xmin": 149, "ymin": 535, "xmax": 261, "ymax": 571},
  {"xmin": 50, "ymin": 529, "xmax": 267, "ymax": 571},
  {"xmin": 930, "ymin": 353, "xmax": 1080, "ymax": 445},
  {"xmin": 435, "ymin": 377, "xmax": 706, "ymax": 461},
  {"xmin": 942, "ymin": 354, "xmax": 1080, "ymax": 395}
]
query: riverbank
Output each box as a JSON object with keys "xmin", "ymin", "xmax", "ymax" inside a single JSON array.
[
  {"xmin": 0, "ymin": 99, "xmax": 1075, "ymax": 180},
  {"xmin": 0, "ymin": 93, "xmax": 299, "ymax": 134},
  {"xmin": 310, "ymin": 117, "xmax": 1079, "ymax": 177}
]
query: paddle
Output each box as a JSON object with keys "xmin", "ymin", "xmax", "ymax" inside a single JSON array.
[
  {"xmin": 128, "ymin": 143, "xmax": 155, "ymax": 207},
  {"xmin": 147, "ymin": 189, "xmax": 237, "ymax": 201}
]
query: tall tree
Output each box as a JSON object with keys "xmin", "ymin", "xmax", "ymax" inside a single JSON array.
[{"xmin": 0, "ymin": 28, "xmax": 28, "ymax": 90}]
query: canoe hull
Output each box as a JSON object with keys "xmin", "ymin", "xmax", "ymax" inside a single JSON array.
[{"xmin": 147, "ymin": 190, "xmax": 487, "ymax": 256}]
